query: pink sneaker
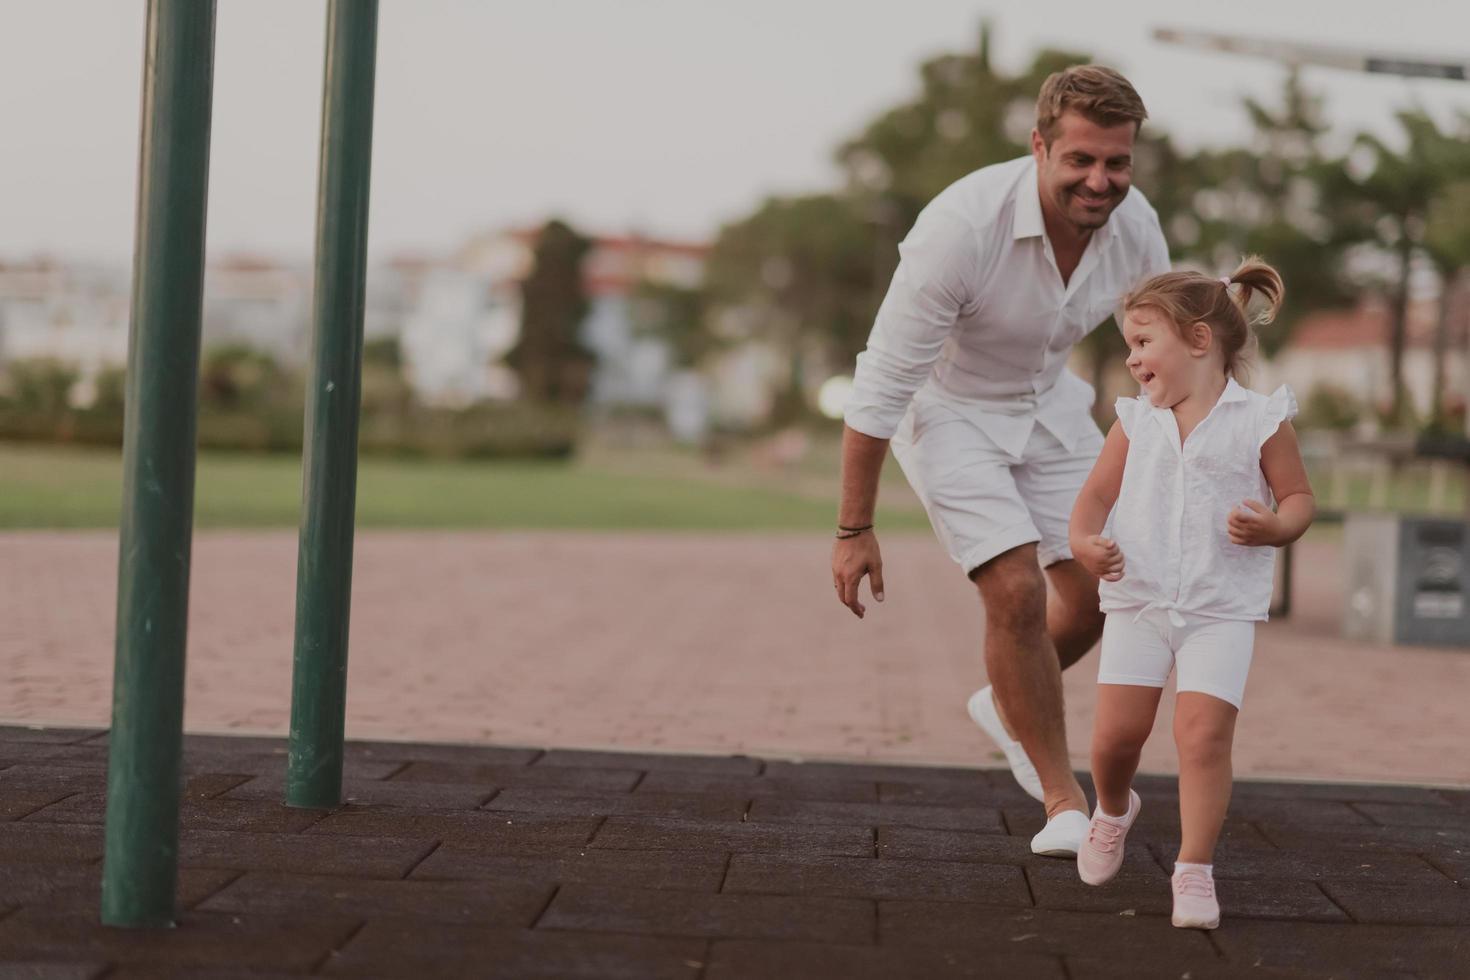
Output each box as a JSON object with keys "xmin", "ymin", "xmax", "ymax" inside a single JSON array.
[
  {"xmin": 1171, "ymin": 864, "xmax": 1221, "ymax": 929},
  {"xmin": 1076, "ymin": 789, "xmax": 1140, "ymax": 885}
]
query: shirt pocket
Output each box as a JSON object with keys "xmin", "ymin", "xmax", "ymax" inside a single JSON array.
[
  {"xmin": 1047, "ymin": 298, "xmax": 1107, "ymax": 356},
  {"xmin": 1083, "ymin": 291, "xmax": 1123, "ymax": 334}
]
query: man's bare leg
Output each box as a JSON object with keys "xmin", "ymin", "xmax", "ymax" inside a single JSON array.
[
  {"xmin": 972, "ymin": 545, "xmax": 1088, "ymax": 818},
  {"xmin": 1044, "ymin": 557, "xmax": 1106, "ymax": 671},
  {"xmin": 990, "ymin": 556, "xmax": 1104, "ymax": 738}
]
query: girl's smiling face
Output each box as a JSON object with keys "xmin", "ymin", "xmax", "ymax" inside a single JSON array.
[{"xmin": 1123, "ymin": 307, "xmax": 1200, "ymax": 407}]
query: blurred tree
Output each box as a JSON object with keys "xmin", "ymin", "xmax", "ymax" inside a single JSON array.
[
  {"xmin": 362, "ymin": 336, "xmax": 402, "ymax": 369},
  {"xmin": 1168, "ymin": 74, "xmax": 1355, "ymax": 356},
  {"xmin": 1300, "ymin": 382, "xmax": 1363, "ymax": 432},
  {"xmin": 4, "ymin": 358, "xmax": 78, "ymax": 416},
  {"xmin": 359, "ymin": 336, "xmax": 414, "ymax": 417},
  {"xmin": 1419, "ymin": 114, "xmax": 1470, "ymax": 429},
  {"xmin": 703, "ymin": 194, "xmax": 877, "ymax": 420},
  {"xmin": 199, "ymin": 345, "xmax": 292, "ymax": 411},
  {"xmin": 1426, "ymin": 183, "xmax": 1470, "ymax": 430},
  {"xmin": 506, "ymin": 219, "xmax": 596, "ymax": 406},
  {"xmin": 90, "ymin": 365, "xmax": 128, "ymax": 416},
  {"xmin": 631, "ymin": 281, "xmax": 712, "ymax": 369},
  {"xmin": 1329, "ymin": 110, "xmax": 1459, "ymax": 427}
]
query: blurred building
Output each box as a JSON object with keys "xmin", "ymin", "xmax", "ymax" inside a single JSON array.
[
  {"xmin": 395, "ymin": 241, "xmax": 522, "ymax": 408},
  {"xmin": 202, "ymin": 254, "xmax": 311, "ymax": 364},
  {"xmin": 0, "ymin": 254, "xmax": 313, "ymax": 406},
  {"xmin": 582, "ymin": 233, "xmax": 706, "ymax": 409},
  {"xmin": 0, "ymin": 229, "xmax": 714, "ymax": 422},
  {"xmin": 396, "ymin": 227, "xmax": 710, "ymax": 416},
  {"xmin": 0, "ymin": 259, "xmax": 129, "ymax": 405},
  {"xmin": 1261, "ymin": 288, "xmax": 1470, "ymax": 423},
  {"xmin": 9, "ymin": 242, "xmax": 1468, "ymax": 442}
]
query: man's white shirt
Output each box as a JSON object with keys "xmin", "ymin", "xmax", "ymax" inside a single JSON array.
[{"xmin": 844, "ymin": 155, "xmax": 1171, "ymax": 458}]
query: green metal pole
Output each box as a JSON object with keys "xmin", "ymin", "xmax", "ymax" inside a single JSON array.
[
  {"xmin": 101, "ymin": 0, "xmax": 217, "ymax": 929},
  {"xmin": 286, "ymin": 0, "xmax": 379, "ymax": 810}
]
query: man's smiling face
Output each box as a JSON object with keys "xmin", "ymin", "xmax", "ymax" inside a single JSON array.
[{"xmin": 1032, "ymin": 110, "xmax": 1136, "ymax": 235}]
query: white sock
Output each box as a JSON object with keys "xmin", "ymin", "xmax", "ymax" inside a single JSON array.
[{"xmin": 1174, "ymin": 861, "xmax": 1213, "ymax": 876}]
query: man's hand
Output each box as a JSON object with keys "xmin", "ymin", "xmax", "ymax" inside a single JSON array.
[
  {"xmin": 1227, "ymin": 499, "xmax": 1284, "ymax": 547},
  {"xmin": 832, "ymin": 532, "xmax": 885, "ymax": 619},
  {"xmin": 1073, "ymin": 534, "xmax": 1125, "ymax": 582}
]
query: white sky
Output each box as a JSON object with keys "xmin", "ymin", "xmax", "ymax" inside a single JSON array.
[{"xmin": 3, "ymin": 0, "xmax": 1468, "ymax": 263}]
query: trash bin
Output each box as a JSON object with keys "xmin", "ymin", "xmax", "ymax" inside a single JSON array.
[{"xmin": 1343, "ymin": 513, "xmax": 1470, "ymax": 647}]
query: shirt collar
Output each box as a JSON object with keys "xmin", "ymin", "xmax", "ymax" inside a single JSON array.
[
  {"xmin": 1145, "ymin": 377, "xmax": 1249, "ymax": 414},
  {"xmin": 1012, "ymin": 159, "xmax": 1045, "ymax": 240},
  {"xmin": 1012, "ymin": 158, "xmax": 1121, "ymax": 252},
  {"xmin": 1219, "ymin": 377, "xmax": 1249, "ymax": 404}
]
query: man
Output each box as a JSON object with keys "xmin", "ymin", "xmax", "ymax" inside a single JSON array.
[{"xmin": 831, "ymin": 66, "xmax": 1170, "ymax": 856}]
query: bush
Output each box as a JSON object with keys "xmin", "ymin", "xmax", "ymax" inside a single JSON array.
[
  {"xmin": 198, "ymin": 407, "xmax": 305, "ymax": 454},
  {"xmin": 1422, "ymin": 395, "xmax": 1466, "ymax": 438},
  {"xmin": 1, "ymin": 342, "xmax": 580, "ymax": 458},
  {"xmin": 358, "ymin": 401, "xmax": 578, "ymax": 460},
  {"xmin": 199, "ymin": 345, "xmax": 296, "ymax": 412},
  {"xmin": 1373, "ymin": 396, "xmax": 1420, "ymax": 433},
  {"xmin": 0, "ymin": 399, "xmax": 579, "ymax": 460},
  {"xmin": 90, "ymin": 366, "xmax": 128, "ymax": 416},
  {"xmin": 0, "ymin": 408, "xmax": 121, "ymax": 446},
  {"xmin": 1300, "ymin": 383, "xmax": 1362, "ymax": 432},
  {"xmin": 3, "ymin": 359, "xmax": 79, "ymax": 416}
]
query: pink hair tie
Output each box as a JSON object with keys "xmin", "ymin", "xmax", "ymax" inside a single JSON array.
[{"xmin": 1219, "ymin": 276, "xmax": 1232, "ymax": 286}]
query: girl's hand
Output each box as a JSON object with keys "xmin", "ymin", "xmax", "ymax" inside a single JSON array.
[
  {"xmin": 1227, "ymin": 499, "xmax": 1283, "ymax": 547},
  {"xmin": 1075, "ymin": 534, "xmax": 1125, "ymax": 582}
]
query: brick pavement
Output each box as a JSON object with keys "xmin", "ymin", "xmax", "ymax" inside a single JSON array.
[
  {"xmin": 0, "ymin": 725, "xmax": 1467, "ymax": 977},
  {"xmin": 2, "ymin": 531, "xmax": 1468, "ymax": 786}
]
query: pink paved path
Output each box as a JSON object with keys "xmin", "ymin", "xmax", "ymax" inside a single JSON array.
[{"xmin": 3, "ymin": 531, "xmax": 1465, "ymax": 786}]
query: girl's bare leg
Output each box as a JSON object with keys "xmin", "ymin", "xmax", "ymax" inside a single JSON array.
[
  {"xmin": 1173, "ymin": 691, "xmax": 1239, "ymax": 864},
  {"xmin": 1090, "ymin": 684, "xmax": 1163, "ymax": 816}
]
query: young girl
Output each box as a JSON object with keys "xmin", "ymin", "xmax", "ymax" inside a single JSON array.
[{"xmin": 1067, "ymin": 258, "xmax": 1315, "ymax": 930}]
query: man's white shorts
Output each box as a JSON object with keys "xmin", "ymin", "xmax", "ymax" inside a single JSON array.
[
  {"xmin": 890, "ymin": 400, "xmax": 1103, "ymax": 575},
  {"xmin": 1098, "ymin": 609, "xmax": 1256, "ymax": 709}
]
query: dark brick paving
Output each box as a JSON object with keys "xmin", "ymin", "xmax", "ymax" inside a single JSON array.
[{"xmin": 0, "ymin": 726, "xmax": 1467, "ymax": 978}]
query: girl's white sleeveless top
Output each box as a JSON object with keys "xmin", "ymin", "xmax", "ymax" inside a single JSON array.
[{"xmin": 1098, "ymin": 378, "xmax": 1298, "ymax": 623}]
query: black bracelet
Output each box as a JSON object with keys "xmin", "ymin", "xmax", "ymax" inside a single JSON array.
[{"xmin": 837, "ymin": 523, "xmax": 874, "ymax": 533}]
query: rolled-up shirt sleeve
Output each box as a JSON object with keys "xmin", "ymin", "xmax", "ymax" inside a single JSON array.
[{"xmin": 844, "ymin": 209, "xmax": 977, "ymax": 440}]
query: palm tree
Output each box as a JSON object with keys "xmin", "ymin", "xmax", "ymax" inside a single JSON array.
[
  {"xmin": 1333, "ymin": 111, "xmax": 1458, "ymax": 427},
  {"xmin": 1418, "ymin": 115, "xmax": 1470, "ymax": 430},
  {"xmin": 1232, "ymin": 75, "xmax": 1352, "ymax": 355}
]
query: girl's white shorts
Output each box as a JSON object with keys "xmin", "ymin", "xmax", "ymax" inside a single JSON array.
[{"xmin": 1097, "ymin": 609, "xmax": 1256, "ymax": 709}]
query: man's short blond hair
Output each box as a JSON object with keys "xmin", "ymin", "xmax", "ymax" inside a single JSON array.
[{"xmin": 1035, "ymin": 66, "xmax": 1148, "ymax": 146}]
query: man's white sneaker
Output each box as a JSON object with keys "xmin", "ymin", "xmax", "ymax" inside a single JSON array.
[
  {"xmin": 966, "ymin": 686, "xmax": 1045, "ymax": 802},
  {"xmin": 1030, "ymin": 809, "xmax": 1090, "ymax": 857}
]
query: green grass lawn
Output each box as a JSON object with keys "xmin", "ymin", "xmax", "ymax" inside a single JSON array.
[
  {"xmin": 5, "ymin": 440, "xmax": 1460, "ymax": 532},
  {"xmin": 0, "ymin": 441, "xmax": 933, "ymax": 531},
  {"xmin": 1307, "ymin": 464, "xmax": 1466, "ymax": 516}
]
